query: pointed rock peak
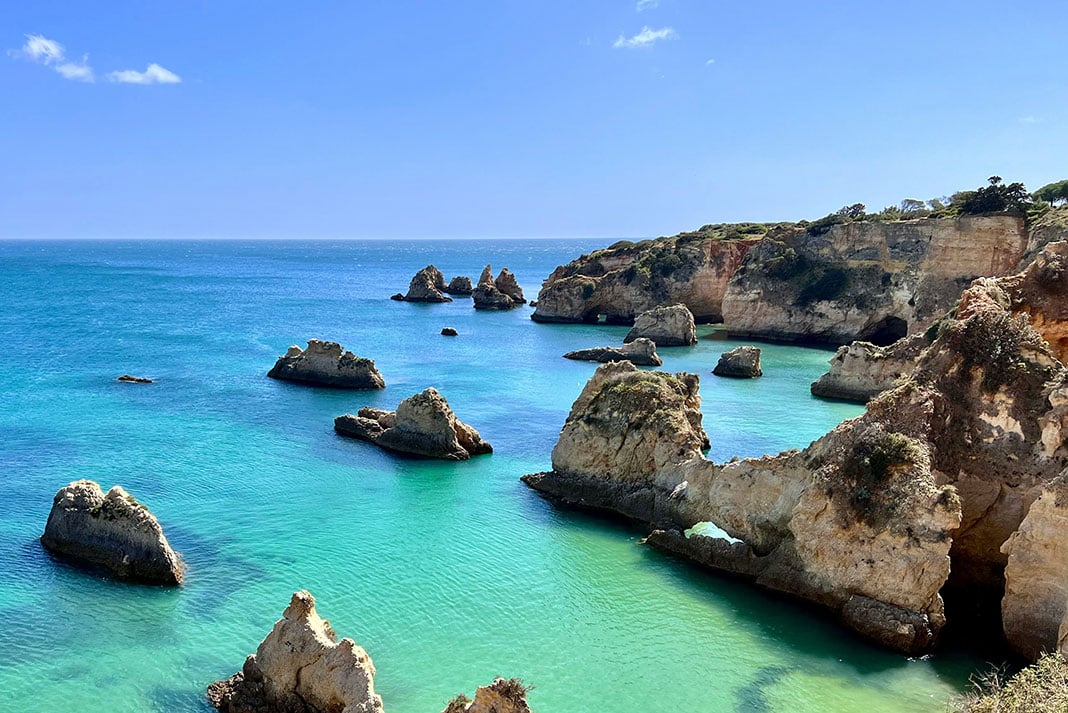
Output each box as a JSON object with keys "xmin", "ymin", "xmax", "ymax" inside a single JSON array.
[{"xmin": 478, "ymin": 264, "xmax": 495, "ymax": 287}]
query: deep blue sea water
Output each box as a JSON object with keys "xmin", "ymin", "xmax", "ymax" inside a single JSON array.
[{"xmin": 0, "ymin": 239, "xmax": 978, "ymax": 712}]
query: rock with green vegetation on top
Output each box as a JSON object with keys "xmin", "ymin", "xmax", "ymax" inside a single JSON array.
[{"xmin": 954, "ymin": 653, "xmax": 1068, "ymax": 713}]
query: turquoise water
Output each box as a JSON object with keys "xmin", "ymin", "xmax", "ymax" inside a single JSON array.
[{"xmin": 0, "ymin": 240, "xmax": 977, "ymax": 712}]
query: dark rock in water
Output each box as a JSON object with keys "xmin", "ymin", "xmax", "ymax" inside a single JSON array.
[
  {"xmin": 41, "ymin": 479, "xmax": 184, "ymax": 585},
  {"xmin": 713, "ymin": 346, "xmax": 763, "ymax": 378},
  {"xmin": 441, "ymin": 327, "xmax": 458, "ymax": 336},
  {"xmin": 563, "ymin": 337, "xmax": 662, "ymax": 366},
  {"xmin": 390, "ymin": 293, "xmax": 405, "ymax": 301},
  {"xmin": 396, "ymin": 265, "xmax": 452, "ymax": 303},
  {"xmin": 444, "ymin": 275, "xmax": 473, "ymax": 296},
  {"xmin": 624, "ymin": 304, "xmax": 697, "ymax": 346},
  {"xmin": 267, "ymin": 340, "xmax": 385, "ymax": 389},
  {"xmin": 334, "ymin": 387, "xmax": 492, "ymax": 460},
  {"xmin": 117, "ymin": 374, "xmax": 153, "ymax": 383},
  {"xmin": 472, "ymin": 265, "xmax": 526, "ymax": 310}
]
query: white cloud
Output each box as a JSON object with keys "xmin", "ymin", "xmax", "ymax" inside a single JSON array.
[
  {"xmin": 107, "ymin": 63, "xmax": 181, "ymax": 85},
  {"xmin": 705, "ymin": 58, "xmax": 716, "ymax": 66},
  {"xmin": 636, "ymin": 0, "xmax": 659, "ymax": 10},
  {"xmin": 613, "ymin": 26, "xmax": 677, "ymax": 49},
  {"xmin": 1018, "ymin": 116, "xmax": 1042, "ymax": 125},
  {"xmin": 9, "ymin": 34, "xmax": 95, "ymax": 82}
]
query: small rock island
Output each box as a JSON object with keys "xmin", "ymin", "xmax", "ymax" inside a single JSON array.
[
  {"xmin": 41, "ymin": 480, "xmax": 184, "ymax": 585},
  {"xmin": 624, "ymin": 304, "xmax": 697, "ymax": 346},
  {"xmin": 268, "ymin": 340, "xmax": 385, "ymax": 389},
  {"xmin": 334, "ymin": 387, "xmax": 492, "ymax": 460},
  {"xmin": 472, "ymin": 265, "xmax": 525, "ymax": 310},
  {"xmin": 391, "ymin": 264, "xmax": 453, "ymax": 303},
  {"xmin": 563, "ymin": 337, "xmax": 662, "ymax": 366},
  {"xmin": 712, "ymin": 346, "xmax": 762, "ymax": 378}
]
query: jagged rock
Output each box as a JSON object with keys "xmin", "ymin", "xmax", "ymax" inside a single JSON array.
[
  {"xmin": 394, "ymin": 265, "xmax": 452, "ymax": 303},
  {"xmin": 563, "ymin": 338, "xmax": 662, "ymax": 366},
  {"xmin": 441, "ymin": 327, "xmax": 458, "ymax": 337},
  {"xmin": 526, "ymin": 244, "xmax": 1068, "ymax": 658},
  {"xmin": 1017, "ymin": 206, "xmax": 1068, "ymax": 270},
  {"xmin": 206, "ymin": 590, "xmax": 384, "ymax": 713},
  {"xmin": 444, "ymin": 275, "xmax": 473, "ymax": 296},
  {"xmin": 442, "ymin": 678, "xmax": 533, "ymax": 713},
  {"xmin": 712, "ymin": 346, "xmax": 762, "ymax": 378},
  {"xmin": 334, "ymin": 388, "xmax": 492, "ymax": 460},
  {"xmin": 472, "ymin": 265, "xmax": 525, "ymax": 311},
  {"xmin": 722, "ymin": 215, "xmax": 1028, "ymax": 346},
  {"xmin": 623, "ymin": 304, "xmax": 697, "ymax": 347},
  {"xmin": 40, "ymin": 480, "xmax": 183, "ymax": 585},
  {"xmin": 810, "ymin": 335, "xmax": 927, "ymax": 402},
  {"xmin": 531, "ymin": 232, "xmax": 761, "ymax": 324},
  {"xmin": 116, "ymin": 374, "xmax": 153, "ymax": 383},
  {"xmin": 268, "ymin": 340, "xmax": 385, "ymax": 390}
]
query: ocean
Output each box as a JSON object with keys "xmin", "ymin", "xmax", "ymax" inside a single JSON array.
[{"xmin": 0, "ymin": 239, "xmax": 978, "ymax": 712}]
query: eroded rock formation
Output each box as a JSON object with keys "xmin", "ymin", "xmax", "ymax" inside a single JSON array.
[
  {"xmin": 207, "ymin": 590, "xmax": 384, "ymax": 713},
  {"xmin": 563, "ymin": 337, "xmax": 662, "ymax": 366},
  {"xmin": 623, "ymin": 304, "xmax": 697, "ymax": 347},
  {"xmin": 810, "ymin": 334, "xmax": 927, "ymax": 403},
  {"xmin": 116, "ymin": 374, "xmax": 153, "ymax": 384},
  {"xmin": 41, "ymin": 480, "xmax": 183, "ymax": 585},
  {"xmin": 712, "ymin": 346, "xmax": 762, "ymax": 378},
  {"xmin": 472, "ymin": 265, "xmax": 525, "ymax": 310},
  {"xmin": 525, "ymin": 244, "xmax": 1068, "ymax": 657},
  {"xmin": 445, "ymin": 275, "xmax": 474, "ymax": 296},
  {"xmin": 268, "ymin": 340, "xmax": 386, "ymax": 390},
  {"xmin": 442, "ymin": 679, "xmax": 533, "ymax": 713},
  {"xmin": 334, "ymin": 387, "xmax": 492, "ymax": 460},
  {"xmin": 392, "ymin": 265, "xmax": 452, "ymax": 303},
  {"xmin": 531, "ymin": 232, "xmax": 762, "ymax": 324},
  {"xmin": 722, "ymin": 215, "xmax": 1027, "ymax": 345}
]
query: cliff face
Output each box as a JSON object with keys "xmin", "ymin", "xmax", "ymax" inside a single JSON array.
[
  {"xmin": 531, "ymin": 235, "xmax": 760, "ymax": 324},
  {"xmin": 722, "ymin": 215, "xmax": 1027, "ymax": 345},
  {"xmin": 525, "ymin": 242, "xmax": 1068, "ymax": 657}
]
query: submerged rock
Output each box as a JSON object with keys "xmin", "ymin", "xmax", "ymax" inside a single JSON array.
[
  {"xmin": 394, "ymin": 265, "xmax": 452, "ymax": 303},
  {"xmin": 334, "ymin": 387, "xmax": 492, "ymax": 460},
  {"xmin": 40, "ymin": 480, "xmax": 183, "ymax": 585},
  {"xmin": 712, "ymin": 346, "xmax": 762, "ymax": 378},
  {"xmin": 444, "ymin": 275, "xmax": 474, "ymax": 296},
  {"xmin": 810, "ymin": 335, "xmax": 926, "ymax": 403},
  {"xmin": 441, "ymin": 327, "xmax": 459, "ymax": 337},
  {"xmin": 623, "ymin": 304, "xmax": 697, "ymax": 347},
  {"xmin": 563, "ymin": 337, "xmax": 662, "ymax": 366},
  {"xmin": 442, "ymin": 678, "xmax": 533, "ymax": 713},
  {"xmin": 116, "ymin": 374, "xmax": 153, "ymax": 384},
  {"xmin": 207, "ymin": 590, "xmax": 384, "ymax": 713},
  {"xmin": 472, "ymin": 265, "xmax": 525, "ymax": 310},
  {"xmin": 268, "ymin": 340, "xmax": 385, "ymax": 389}
]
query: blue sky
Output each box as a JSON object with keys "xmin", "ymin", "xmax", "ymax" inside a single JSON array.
[{"xmin": 2, "ymin": 1, "xmax": 1065, "ymax": 239}]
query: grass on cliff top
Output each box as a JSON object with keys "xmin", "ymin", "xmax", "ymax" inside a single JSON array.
[{"xmin": 954, "ymin": 654, "xmax": 1068, "ymax": 713}]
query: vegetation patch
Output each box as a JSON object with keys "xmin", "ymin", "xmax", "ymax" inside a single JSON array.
[
  {"xmin": 954, "ymin": 653, "xmax": 1068, "ymax": 713},
  {"xmin": 832, "ymin": 429, "xmax": 927, "ymax": 529}
]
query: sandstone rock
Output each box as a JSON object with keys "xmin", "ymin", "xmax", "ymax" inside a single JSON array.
[
  {"xmin": 562, "ymin": 337, "xmax": 662, "ymax": 366},
  {"xmin": 268, "ymin": 340, "xmax": 386, "ymax": 389},
  {"xmin": 40, "ymin": 480, "xmax": 183, "ymax": 585},
  {"xmin": 442, "ymin": 678, "xmax": 532, "ymax": 713},
  {"xmin": 810, "ymin": 334, "xmax": 926, "ymax": 402},
  {"xmin": 1017, "ymin": 206, "xmax": 1068, "ymax": 271},
  {"xmin": 116, "ymin": 374, "xmax": 153, "ymax": 384},
  {"xmin": 623, "ymin": 304, "xmax": 697, "ymax": 347},
  {"xmin": 441, "ymin": 327, "xmax": 458, "ymax": 337},
  {"xmin": 334, "ymin": 388, "xmax": 492, "ymax": 460},
  {"xmin": 531, "ymin": 233, "xmax": 761, "ymax": 324},
  {"xmin": 396, "ymin": 265, "xmax": 452, "ymax": 303},
  {"xmin": 722, "ymin": 215, "xmax": 1028, "ymax": 346},
  {"xmin": 712, "ymin": 346, "xmax": 762, "ymax": 378},
  {"xmin": 206, "ymin": 590, "xmax": 384, "ymax": 713},
  {"xmin": 444, "ymin": 275, "xmax": 473, "ymax": 296},
  {"xmin": 472, "ymin": 265, "xmax": 525, "ymax": 311}
]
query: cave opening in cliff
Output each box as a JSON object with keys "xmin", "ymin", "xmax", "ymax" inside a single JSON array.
[{"xmin": 860, "ymin": 316, "xmax": 908, "ymax": 346}]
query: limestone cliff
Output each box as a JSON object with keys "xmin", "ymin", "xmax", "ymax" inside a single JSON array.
[
  {"xmin": 41, "ymin": 480, "xmax": 184, "ymax": 585},
  {"xmin": 810, "ymin": 334, "xmax": 926, "ymax": 403},
  {"xmin": 334, "ymin": 387, "xmax": 492, "ymax": 460},
  {"xmin": 722, "ymin": 215, "xmax": 1027, "ymax": 346},
  {"xmin": 268, "ymin": 340, "xmax": 386, "ymax": 389},
  {"xmin": 530, "ymin": 232, "xmax": 761, "ymax": 324}
]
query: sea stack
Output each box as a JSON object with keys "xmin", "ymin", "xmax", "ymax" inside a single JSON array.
[
  {"xmin": 563, "ymin": 337, "xmax": 662, "ymax": 366},
  {"xmin": 624, "ymin": 304, "xmax": 698, "ymax": 346},
  {"xmin": 334, "ymin": 387, "xmax": 492, "ymax": 460},
  {"xmin": 268, "ymin": 340, "xmax": 386, "ymax": 389},
  {"xmin": 712, "ymin": 346, "xmax": 763, "ymax": 378},
  {"xmin": 392, "ymin": 265, "xmax": 452, "ymax": 302},
  {"xmin": 472, "ymin": 265, "xmax": 526, "ymax": 310},
  {"xmin": 207, "ymin": 590, "xmax": 385, "ymax": 713},
  {"xmin": 442, "ymin": 678, "xmax": 533, "ymax": 713},
  {"xmin": 444, "ymin": 275, "xmax": 474, "ymax": 296},
  {"xmin": 40, "ymin": 480, "xmax": 184, "ymax": 585}
]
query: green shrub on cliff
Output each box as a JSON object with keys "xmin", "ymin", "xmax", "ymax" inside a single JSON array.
[{"xmin": 955, "ymin": 653, "xmax": 1068, "ymax": 713}]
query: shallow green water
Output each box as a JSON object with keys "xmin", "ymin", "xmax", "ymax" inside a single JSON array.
[{"xmin": 0, "ymin": 240, "xmax": 977, "ymax": 712}]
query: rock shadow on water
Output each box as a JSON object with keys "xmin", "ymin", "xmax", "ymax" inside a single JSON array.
[{"xmin": 733, "ymin": 665, "xmax": 792, "ymax": 713}]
